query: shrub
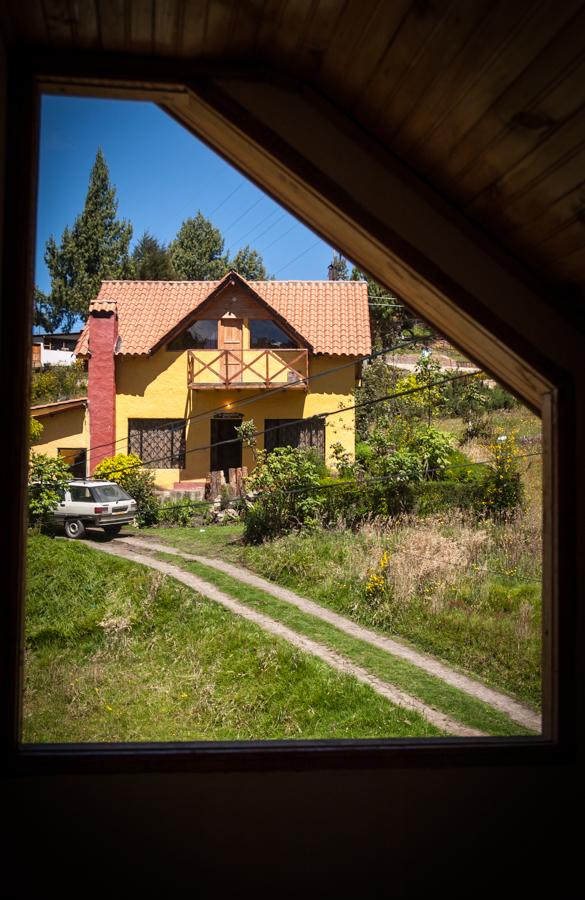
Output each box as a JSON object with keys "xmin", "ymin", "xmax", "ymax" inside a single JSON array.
[
  {"xmin": 242, "ymin": 446, "xmax": 323, "ymax": 543},
  {"xmin": 30, "ymin": 360, "xmax": 87, "ymax": 405},
  {"xmin": 93, "ymin": 453, "xmax": 142, "ymax": 488},
  {"xmin": 476, "ymin": 433, "xmax": 524, "ymax": 521},
  {"xmin": 157, "ymin": 498, "xmax": 207, "ymax": 527},
  {"xmin": 30, "ymin": 417, "xmax": 43, "ymax": 444},
  {"xmin": 410, "ymin": 481, "xmax": 479, "ymax": 515},
  {"xmin": 355, "ymin": 357, "xmax": 397, "ymax": 438},
  {"xmin": 94, "ymin": 453, "xmax": 159, "ymax": 527},
  {"xmin": 28, "ymin": 452, "xmax": 71, "ymax": 526}
]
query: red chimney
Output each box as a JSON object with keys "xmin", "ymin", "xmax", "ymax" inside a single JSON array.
[{"xmin": 88, "ymin": 298, "xmax": 118, "ymax": 472}]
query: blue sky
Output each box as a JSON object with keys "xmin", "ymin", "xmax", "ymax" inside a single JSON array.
[{"xmin": 36, "ymin": 95, "xmax": 342, "ymax": 295}]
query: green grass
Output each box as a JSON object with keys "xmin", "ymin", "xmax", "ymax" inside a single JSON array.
[
  {"xmin": 153, "ymin": 551, "xmax": 535, "ymax": 736},
  {"xmin": 24, "ymin": 534, "xmax": 442, "ymax": 742},
  {"xmin": 142, "ymin": 519, "xmax": 541, "ymax": 707}
]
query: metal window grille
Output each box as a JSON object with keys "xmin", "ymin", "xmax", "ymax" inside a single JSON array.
[
  {"xmin": 128, "ymin": 419, "xmax": 186, "ymax": 469},
  {"xmin": 264, "ymin": 417, "xmax": 325, "ymax": 459}
]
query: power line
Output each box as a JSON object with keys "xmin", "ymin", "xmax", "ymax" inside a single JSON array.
[
  {"xmin": 229, "ymin": 210, "xmax": 287, "ymax": 250},
  {"xmin": 274, "ymin": 240, "xmax": 322, "ymax": 276},
  {"xmin": 78, "ymin": 333, "xmax": 435, "ymax": 460},
  {"xmin": 100, "ymin": 368, "xmax": 479, "ymax": 478},
  {"xmin": 153, "ymin": 449, "xmax": 542, "ymax": 513},
  {"xmin": 222, "ymin": 197, "xmax": 264, "ymax": 235},
  {"xmin": 257, "ymin": 221, "xmax": 300, "ymax": 254},
  {"xmin": 208, "ymin": 182, "xmax": 247, "ymax": 217}
]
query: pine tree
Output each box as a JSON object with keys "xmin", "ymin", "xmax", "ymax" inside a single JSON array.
[
  {"xmin": 42, "ymin": 148, "xmax": 133, "ymax": 330},
  {"xmin": 169, "ymin": 212, "xmax": 229, "ymax": 280},
  {"xmin": 132, "ymin": 231, "xmax": 177, "ymax": 280},
  {"xmin": 229, "ymin": 245, "xmax": 268, "ymax": 280}
]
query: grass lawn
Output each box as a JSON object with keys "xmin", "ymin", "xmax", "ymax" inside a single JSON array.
[
  {"xmin": 144, "ymin": 517, "xmax": 541, "ymax": 708},
  {"xmin": 154, "ymin": 550, "xmax": 535, "ymax": 735},
  {"xmin": 24, "ymin": 534, "xmax": 442, "ymax": 742}
]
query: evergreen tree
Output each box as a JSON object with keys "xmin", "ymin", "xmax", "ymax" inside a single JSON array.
[
  {"xmin": 328, "ymin": 252, "xmax": 349, "ymax": 280},
  {"xmin": 229, "ymin": 245, "xmax": 268, "ymax": 280},
  {"xmin": 169, "ymin": 212, "xmax": 229, "ymax": 280},
  {"xmin": 131, "ymin": 231, "xmax": 177, "ymax": 280},
  {"xmin": 42, "ymin": 148, "xmax": 132, "ymax": 330}
]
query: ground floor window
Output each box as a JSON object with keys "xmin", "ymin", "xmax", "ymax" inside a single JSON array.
[
  {"xmin": 264, "ymin": 417, "xmax": 325, "ymax": 458},
  {"xmin": 128, "ymin": 419, "xmax": 186, "ymax": 468},
  {"xmin": 58, "ymin": 447, "xmax": 87, "ymax": 479}
]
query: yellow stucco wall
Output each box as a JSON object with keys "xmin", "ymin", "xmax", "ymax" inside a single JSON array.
[
  {"xmin": 31, "ymin": 405, "xmax": 88, "ymax": 467},
  {"xmin": 115, "ymin": 350, "xmax": 357, "ymax": 489}
]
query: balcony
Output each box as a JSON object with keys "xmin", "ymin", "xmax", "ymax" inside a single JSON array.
[{"xmin": 187, "ymin": 348, "xmax": 309, "ymax": 390}]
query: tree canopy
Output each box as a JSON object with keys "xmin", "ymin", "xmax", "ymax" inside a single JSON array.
[
  {"xmin": 40, "ymin": 148, "xmax": 133, "ymax": 331},
  {"xmin": 132, "ymin": 231, "xmax": 177, "ymax": 280},
  {"xmin": 35, "ymin": 152, "xmax": 273, "ymax": 330},
  {"xmin": 229, "ymin": 245, "xmax": 268, "ymax": 280},
  {"xmin": 169, "ymin": 212, "xmax": 229, "ymax": 280}
]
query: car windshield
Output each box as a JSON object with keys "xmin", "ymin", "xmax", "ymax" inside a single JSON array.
[{"xmin": 91, "ymin": 484, "xmax": 132, "ymax": 502}]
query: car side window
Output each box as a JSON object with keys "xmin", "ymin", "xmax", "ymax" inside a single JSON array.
[{"xmin": 69, "ymin": 486, "xmax": 93, "ymax": 502}]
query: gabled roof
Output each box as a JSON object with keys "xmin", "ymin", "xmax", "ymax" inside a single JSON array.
[{"xmin": 75, "ymin": 274, "xmax": 371, "ymax": 358}]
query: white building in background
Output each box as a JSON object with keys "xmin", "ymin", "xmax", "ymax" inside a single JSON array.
[{"xmin": 32, "ymin": 333, "xmax": 81, "ymax": 368}]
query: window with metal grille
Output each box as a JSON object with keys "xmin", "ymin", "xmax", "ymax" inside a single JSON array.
[
  {"xmin": 264, "ymin": 417, "xmax": 325, "ymax": 459},
  {"xmin": 128, "ymin": 419, "xmax": 186, "ymax": 468}
]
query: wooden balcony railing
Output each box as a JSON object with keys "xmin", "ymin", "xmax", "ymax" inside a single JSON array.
[{"xmin": 187, "ymin": 348, "xmax": 309, "ymax": 390}]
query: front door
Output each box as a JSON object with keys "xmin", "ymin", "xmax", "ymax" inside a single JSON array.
[
  {"xmin": 210, "ymin": 415, "xmax": 243, "ymax": 481},
  {"xmin": 218, "ymin": 318, "xmax": 243, "ymax": 384}
]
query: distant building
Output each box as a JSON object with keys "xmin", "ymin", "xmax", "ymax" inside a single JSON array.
[{"xmin": 32, "ymin": 332, "xmax": 81, "ymax": 368}]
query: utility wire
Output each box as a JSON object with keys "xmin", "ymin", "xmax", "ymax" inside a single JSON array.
[
  {"xmin": 79, "ymin": 333, "xmax": 435, "ymax": 459},
  {"xmin": 153, "ymin": 450, "xmax": 542, "ymax": 513},
  {"xmin": 274, "ymin": 240, "xmax": 322, "ymax": 275},
  {"xmin": 100, "ymin": 369, "xmax": 480, "ymax": 478}
]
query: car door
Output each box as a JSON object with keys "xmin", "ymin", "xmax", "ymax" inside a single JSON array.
[{"xmin": 69, "ymin": 484, "xmax": 96, "ymax": 519}]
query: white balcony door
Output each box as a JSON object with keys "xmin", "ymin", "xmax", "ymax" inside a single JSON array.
[{"xmin": 218, "ymin": 318, "xmax": 243, "ymax": 383}]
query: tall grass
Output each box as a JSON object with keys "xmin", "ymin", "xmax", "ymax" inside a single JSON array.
[{"xmin": 244, "ymin": 513, "xmax": 542, "ymax": 706}]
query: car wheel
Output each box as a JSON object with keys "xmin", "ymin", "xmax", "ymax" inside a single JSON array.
[
  {"xmin": 64, "ymin": 518, "xmax": 86, "ymax": 539},
  {"xmin": 103, "ymin": 524, "xmax": 122, "ymax": 536}
]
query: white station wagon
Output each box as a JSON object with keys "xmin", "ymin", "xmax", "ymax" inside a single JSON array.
[{"xmin": 53, "ymin": 479, "xmax": 138, "ymax": 539}]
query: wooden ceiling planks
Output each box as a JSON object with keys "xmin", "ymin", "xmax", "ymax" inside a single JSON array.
[
  {"xmin": 96, "ymin": 0, "xmax": 128, "ymax": 51},
  {"xmin": 2, "ymin": 0, "xmax": 585, "ymax": 294},
  {"xmin": 128, "ymin": 0, "xmax": 154, "ymax": 54},
  {"xmin": 386, "ymin": 0, "xmax": 538, "ymax": 158},
  {"xmin": 153, "ymin": 0, "xmax": 181, "ymax": 56},
  {"xmin": 427, "ymin": 7, "xmax": 585, "ymax": 203},
  {"xmin": 360, "ymin": 0, "xmax": 496, "ymax": 140}
]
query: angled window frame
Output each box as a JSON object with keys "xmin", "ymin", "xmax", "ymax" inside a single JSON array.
[{"xmin": 2, "ymin": 53, "xmax": 575, "ymax": 776}]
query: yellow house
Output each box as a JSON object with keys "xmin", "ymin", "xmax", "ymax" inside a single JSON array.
[{"xmin": 32, "ymin": 271, "xmax": 371, "ymax": 491}]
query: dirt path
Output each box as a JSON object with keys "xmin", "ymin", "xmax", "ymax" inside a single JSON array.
[
  {"xmin": 83, "ymin": 538, "xmax": 484, "ymax": 737},
  {"xmin": 117, "ymin": 535, "xmax": 541, "ymax": 733}
]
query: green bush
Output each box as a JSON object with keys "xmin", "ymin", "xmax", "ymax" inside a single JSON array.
[
  {"xmin": 30, "ymin": 417, "xmax": 43, "ymax": 444},
  {"xmin": 157, "ymin": 498, "xmax": 208, "ymax": 527},
  {"xmin": 30, "ymin": 360, "xmax": 87, "ymax": 405},
  {"xmin": 476, "ymin": 434, "xmax": 524, "ymax": 521},
  {"xmin": 94, "ymin": 453, "xmax": 159, "ymax": 527},
  {"xmin": 410, "ymin": 480, "xmax": 479, "ymax": 515},
  {"xmin": 28, "ymin": 452, "xmax": 71, "ymax": 526},
  {"xmin": 242, "ymin": 446, "xmax": 323, "ymax": 543}
]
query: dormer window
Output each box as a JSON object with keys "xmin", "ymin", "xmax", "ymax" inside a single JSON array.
[
  {"xmin": 168, "ymin": 320, "xmax": 217, "ymax": 350},
  {"xmin": 249, "ymin": 319, "xmax": 297, "ymax": 349}
]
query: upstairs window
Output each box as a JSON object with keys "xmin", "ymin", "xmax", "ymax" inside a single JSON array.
[
  {"xmin": 249, "ymin": 319, "xmax": 297, "ymax": 349},
  {"xmin": 168, "ymin": 320, "xmax": 217, "ymax": 350}
]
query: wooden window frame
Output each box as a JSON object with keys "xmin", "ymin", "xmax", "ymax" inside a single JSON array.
[{"xmin": 2, "ymin": 55, "xmax": 575, "ymax": 776}]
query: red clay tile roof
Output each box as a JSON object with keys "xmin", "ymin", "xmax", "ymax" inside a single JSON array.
[{"xmin": 75, "ymin": 277, "xmax": 371, "ymax": 358}]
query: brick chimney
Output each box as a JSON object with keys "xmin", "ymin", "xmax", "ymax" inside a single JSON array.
[{"xmin": 88, "ymin": 298, "xmax": 118, "ymax": 472}]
